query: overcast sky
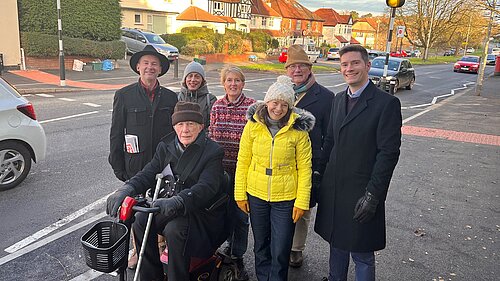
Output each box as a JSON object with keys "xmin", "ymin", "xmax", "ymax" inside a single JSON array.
[{"xmin": 299, "ymin": 0, "xmax": 389, "ymax": 16}]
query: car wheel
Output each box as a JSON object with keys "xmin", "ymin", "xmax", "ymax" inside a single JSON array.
[
  {"xmin": 0, "ymin": 141, "xmax": 32, "ymax": 191},
  {"xmin": 218, "ymin": 264, "xmax": 235, "ymax": 281},
  {"xmin": 392, "ymin": 80, "xmax": 399, "ymax": 94},
  {"xmin": 406, "ymin": 76, "xmax": 415, "ymax": 90}
]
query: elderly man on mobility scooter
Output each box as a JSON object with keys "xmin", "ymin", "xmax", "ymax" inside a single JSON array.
[{"xmin": 106, "ymin": 101, "xmax": 228, "ymax": 281}]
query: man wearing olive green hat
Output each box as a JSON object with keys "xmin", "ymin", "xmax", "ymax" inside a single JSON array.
[{"xmin": 285, "ymin": 44, "xmax": 334, "ymax": 268}]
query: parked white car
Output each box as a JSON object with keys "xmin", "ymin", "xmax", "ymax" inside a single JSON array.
[
  {"xmin": 0, "ymin": 78, "xmax": 46, "ymax": 191},
  {"xmin": 491, "ymin": 47, "xmax": 500, "ymax": 55}
]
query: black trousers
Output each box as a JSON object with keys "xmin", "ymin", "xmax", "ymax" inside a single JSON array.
[{"xmin": 132, "ymin": 212, "xmax": 190, "ymax": 281}]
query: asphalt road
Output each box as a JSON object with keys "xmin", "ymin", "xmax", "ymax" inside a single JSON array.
[{"xmin": 0, "ymin": 64, "xmax": 497, "ymax": 280}]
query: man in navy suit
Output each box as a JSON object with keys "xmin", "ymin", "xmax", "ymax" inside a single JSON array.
[{"xmin": 315, "ymin": 45, "xmax": 402, "ymax": 281}]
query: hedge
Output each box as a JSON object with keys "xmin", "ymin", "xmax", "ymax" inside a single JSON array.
[
  {"xmin": 160, "ymin": 34, "xmax": 188, "ymax": 51},
  {"xmin": 247, "ymin": 30, "xmax": 272, "ymax": 52},
  {"xmin": 181, "ymin": 39, "xmax": 215, "ymax": 56},
  {"xmin": 18, "ymin": 0, "xmax": 121, "ymax": 41},
  {"xmin": 21, "ymin": 32, "xmax": 125, "ymax": 60}
]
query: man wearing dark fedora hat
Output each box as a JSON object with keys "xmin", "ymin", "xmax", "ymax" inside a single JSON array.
[
  {"xmin": 109, "ymin": 45, "xmax": 178, "ymax": 268},
  {"xmin": 109, "ymin": 45, "xmax": 178, "ymax": 182}
]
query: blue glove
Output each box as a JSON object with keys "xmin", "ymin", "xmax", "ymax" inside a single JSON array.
[
  {"xmin": 153, "ymin": 196, "xmax": 185, "ymax": 220},
  {"xmin": 106, "ymin": 185, "xmax": 135, "ymax": 217},
  {"xmin": 353, "ymin": 191, "xmax": 379, "ymax": 223}
]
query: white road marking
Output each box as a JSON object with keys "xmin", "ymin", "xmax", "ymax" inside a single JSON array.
[
  {"xmin": 244, "ymin": 88, "xmax": 253, "ymax": 92},
  {"xmin": 68, "ymin": 270, "xmax": 104, "ymax": 281},
  {"xmin": 0, "ymin": 212, "xmax": 107, "ymax": 266},
  {"xmin": 5, "ymin": 196, "xmax": 109, "ymax": 253},
  {"xmin": 325, "ymin": 83, "xmax": 346, "ymax": 88},
  {"xmin": 39, "ymin": 111, "xmax": 99, "ymax": 124},
  {"xmin": 22, "ymin": 94, "xmax": 33, "ymax": 97},
  {"xmin": 403, "ymin": 82, "xmax": 475, "ymax": 123},
  {"xmin": 59, "ymin": 97, "xmax": 76, "ymax": 102},
  {"xmin": 36, "ymin": 93, "xmax": 54, "ymax": 98},
  {"xmin": 169, "ymin": 86, "xmax": 181, "ymax": 91},
  {"xmin": 83, "ymin": 102, "xmax": 102, "ymax": 107}
]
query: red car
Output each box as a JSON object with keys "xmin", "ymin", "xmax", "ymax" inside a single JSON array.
[
  {"xmin": 278, "ymin": 48, "xmax": 288, "ymax": 63},
  {"xmin": 453, "ymin": 56, "xmax": 480, "ymax": 74},
  {"xmin": 390, "ymin": 50, "xmax": 408, "ymax": 57}
]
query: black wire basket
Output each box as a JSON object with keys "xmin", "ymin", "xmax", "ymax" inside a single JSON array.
[{"xmin": 81, "ymin": 221, "xmax": 129, "ymax": 273}]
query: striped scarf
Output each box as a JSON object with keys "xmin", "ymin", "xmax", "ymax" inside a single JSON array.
[{"xmin": 293, "ymin": 73, "xmax": 316, "ymax": 98}]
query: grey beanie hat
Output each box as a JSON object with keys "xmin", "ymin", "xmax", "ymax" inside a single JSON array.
[{"xmin": 183, "ymin": 61, "xmax": 206, "ymax": 82}]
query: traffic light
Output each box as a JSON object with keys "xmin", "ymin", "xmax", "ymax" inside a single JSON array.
[{"xmin": 386, "ymin": 0, "xmax": 405, "ymax": 8}]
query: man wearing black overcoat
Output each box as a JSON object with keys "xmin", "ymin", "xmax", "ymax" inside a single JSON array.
[
  {"xmin": 315, "ymin": 45, "xmax": 402, "ymax": 281},
  {"xmin": 109, "ymin": 45, "xmax": 178, "ymax": 182}
]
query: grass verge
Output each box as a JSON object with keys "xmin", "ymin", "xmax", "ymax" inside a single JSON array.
[
  {"xmin": 239, "ymin": 62, "xmax": 339, "ymax": 73},
  {"xmin": 409, "ymin": 56, "xmax": 459, "ymax": 65}
]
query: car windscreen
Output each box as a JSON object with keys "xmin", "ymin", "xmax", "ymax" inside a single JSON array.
[
  {"xmin": 487, "ymin": 54, "xmax": 495, "ymax": 59},
  {"xmin": 144, "ymin": 33, "xmax": 166, "ymax": 44},
  {"xmin": 459, "ymin": 57, "xmax": 479, "ymax": 63},
  {"xmin": 371, "ymin": 59, "xmax": 400, "ymax": 71}
]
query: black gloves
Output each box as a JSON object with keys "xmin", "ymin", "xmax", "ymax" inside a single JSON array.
[
  {"xmin": 310, "ymin": 171, "xmax": 322, "ymax": 207},
  {"xmin": 106, "ymin": 185, "xmax": 135, "ymax": 217},
  {"xmin": 114, "ymin": 170, "xmax": 129, "ymax": 182},
  {"xmin": 153, "ymin": 196, "xmax": 185, "ymax": 220},
  {"xmin": 353, "ymin": 191, "xmax": 379, "ymax": 223}
]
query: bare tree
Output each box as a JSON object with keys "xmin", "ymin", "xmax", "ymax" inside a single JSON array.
[
  {"xmin": 401, "ymin": 0, "xmax": 468, "ymax": 59},
  {"xmin": 475, "ymin": 0, "xmax": 498, "ymax": 96}
]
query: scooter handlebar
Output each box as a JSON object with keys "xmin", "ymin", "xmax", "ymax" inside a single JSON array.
[{"xmin": 132, "ymin": 205, "xmax": 160, "ymax": 213}]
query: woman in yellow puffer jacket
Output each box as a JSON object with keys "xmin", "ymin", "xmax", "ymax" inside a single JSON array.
[{"xmin": 235, "ymin": 75, "xmax": 315, "ymax": 281}]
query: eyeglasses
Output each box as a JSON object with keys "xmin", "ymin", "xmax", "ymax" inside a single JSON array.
[{"xmin": 287, "ymin": 64, "xmax": 310, "ymax": 70}]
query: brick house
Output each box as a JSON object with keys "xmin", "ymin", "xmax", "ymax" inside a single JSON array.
[
  {"xmin": 313, "ymin": 8, "xmax": 354, "ymax": 47},
  {"xmin": 264, "ymin": 0, "xmax": 325, "ymax": 47}
]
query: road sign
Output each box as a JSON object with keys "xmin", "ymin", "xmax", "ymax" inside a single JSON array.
[{"xmin": 396, "ymin": 26, "xmax": 405, "ymax": 38}]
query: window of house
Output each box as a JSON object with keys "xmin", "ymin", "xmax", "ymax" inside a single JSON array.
[
  {"xmin": 134, "ymin": 14, "xmax": 141, "ymax": 24},
  {"xmin": 214, "ymin": 2, "xmax": 222, "ymax": 11},
  {"xmin": 251, "ymin": 16, "xmax": 256, "ymax": 26},
  {"xmin": 296, "ymin": 20, "xmax": 302, "ymax": 30},
  {"xmin": 262, "ymin": 17, "xmax": 267, "ymax": 26},
  {"xmin": 269, "ymin": 18, "xmax": 274, "ymax": 27},
  {"xmin": 147, "ymin": 15, "xmax": 153, "ymax": 31}
]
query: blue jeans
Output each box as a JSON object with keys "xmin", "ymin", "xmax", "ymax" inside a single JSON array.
[
  {"xmin": 328, "ymin": 246, "xmax": 375, "ymax": 281},
  {"xmin": 248, "ymin": 194, "xmax": 295, "ymax": 281}
]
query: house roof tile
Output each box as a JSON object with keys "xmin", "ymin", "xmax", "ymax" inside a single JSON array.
[
  {"xmin": 314, "ymin": 8, "xmax": 350, "ymax": 26},
  {"xmin": 252, "ymin": 0, "xmax": 281, "ymax": 17},
  {"xmin": 218, "ymin": 15, "xmax": 236, "ymax": 23},
  {"xmin": 177, "ymin": 6, "xmax": 226, "ymax": 23},
  {"xmin": 269, "ymin": 0, "xmax": 324, "ymax": 21},
  {"xmin": 350, "ymin": 37, "xmax": 360, "ymax": 44},
  {"xmin": 335, "ymin": 35, "xmax": 348, "ymax": 43}
]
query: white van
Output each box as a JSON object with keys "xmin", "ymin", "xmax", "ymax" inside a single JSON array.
[
  {"xmin": 491, "ymin": 48, "xmax": 500, "ymax": 55},
  {"xmin": 293, "ymin": 39, "xmax": 320, "ymax": 63}
]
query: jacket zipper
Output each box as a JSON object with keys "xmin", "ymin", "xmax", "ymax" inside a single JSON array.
[{"xmin": 267, "ymin": 137, "xmax": 275, "ymax": 201}]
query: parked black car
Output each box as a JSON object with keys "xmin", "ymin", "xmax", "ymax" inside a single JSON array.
[{"xmin": 368, "ymin": 57, "xmax": 415, "ymax": 94}]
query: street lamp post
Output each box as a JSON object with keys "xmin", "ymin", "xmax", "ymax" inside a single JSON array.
[{"xmin": 381, "ymin": 0, "xmax": 405, "ymax": 95}]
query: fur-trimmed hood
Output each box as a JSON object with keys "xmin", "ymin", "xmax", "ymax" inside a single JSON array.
[{"xmin": 246, "ymin": 102, "xmax": 315, "ymax": 132}]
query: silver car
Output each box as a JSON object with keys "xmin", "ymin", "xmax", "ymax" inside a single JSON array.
[
  {"xmin": 121, "ymin": 28, "xmax": 179, "ymax": 61},
  {"xmin": 0, "ymin": 78, "xmax": 46, "ymax": 191}
]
